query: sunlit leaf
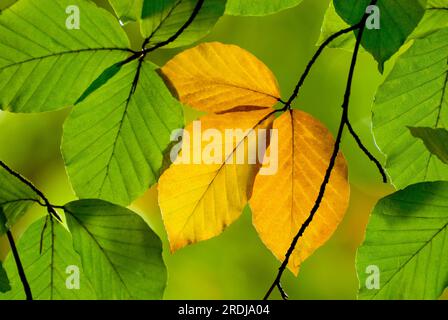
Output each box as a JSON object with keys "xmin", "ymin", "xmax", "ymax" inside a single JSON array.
[
  {"xmin": 317, "ymin": 2, "xmax": 355, "ymax": 50},
  {"xmin": 250, "ymin": 110, "xmax": 349, "ymax": 274},
  {"xmin": 65, "ymin": 200, "xmax": 167, "ymax": 299},
  {"xmin": 62, "ymin": 60, "xmax": 184, "ymax": 206},
  {"xmin": 141, "ymin": 0, "xmax": 226, "ymax": 48},
  {"xmin": 411, "ymin": 0, "xmax": 448, "ymax": 39},
  {"xmin": 373, "ymin": 28, "xmax": 448, "ymax": 189},
  {"xmin": 158, "ymin": 109, "xmax": 275, "ymax": 251},
  {"xmin": 108, "ymin": 0, "xmax": 143, "ymax": 24},
  {"xmin": 1, "ymin": 217, "xmax": 96, "ymax": 300},
  {"xmin": 357, "ymin": 181, "xmax": 448, "ymax": 300},
  {"xmin": 161, "ymin": 42, "xmax": 281, "ymax": 113},
  {"xmin": 0, "ymin": 0, "xmax": 131, "ymax": 113}
]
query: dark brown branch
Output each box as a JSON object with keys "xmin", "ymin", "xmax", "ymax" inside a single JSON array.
[
  {"xmin": 6, "ymin": 230, "xmax": 32, "ymax": 300},
  {"xmin": 264, "ymin": 0, "xmax": 379, "ymax": 300}
]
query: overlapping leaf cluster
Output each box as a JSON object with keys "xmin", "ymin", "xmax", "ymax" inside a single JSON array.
[
  {"xmin": 0, "ymin": 162, "xmax": 167, "ymax": 299},
  {"xmin": 157, "ymin": 42, "xmax": 350, "ymax": 274},
  {"xmin": 0, "ymin": 0, "xmax": 226, "ymax": 299},
  {"xmin": 318, "ymin": 0, "xmax": 448, "ymax": 300},
  {"xmin": 0, "ymin": 0, "xmax": 307, "ymax": 300},
  {"xmin": 1, "ymin": 0, "xmax": 447, "ymax": 301}
]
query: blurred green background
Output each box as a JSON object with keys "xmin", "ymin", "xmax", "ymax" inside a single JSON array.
[{"xmin": 1, "ymin": 0, "xmax": 437, "ymax": 300}]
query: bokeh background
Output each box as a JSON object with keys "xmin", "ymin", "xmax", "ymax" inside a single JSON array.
[{"xmin": 2, "ymin": 0, "xmax": 441, "ymax": 300}]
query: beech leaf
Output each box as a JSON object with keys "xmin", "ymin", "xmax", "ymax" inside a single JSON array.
[
  {"xmin": 65, "ymin": 199, "xmax": 167, "ymax": 299},
  {"xmin": 158, "ymin": 109, "xmax": 275, "ymax": 251},
  {"xmin": 62, "ymin": 60, "xmax": 184, "ymax": 206},
  {"xmin": 250, "ymin": 110, "xmax": 349, "ymax": 274},
  {"xmin": 357, "ymin": 181, "xmax": 448, "ymax": 300},
  {"xmin": 161, "ymin": 42, "xmax": 281, "ymax": 114},
  {"xmin": 1, "ymin": 217, "xmax": 96, "ymax": 300},
  {"xmin": 373, "ymin": 28, "xmax": 448, "ymax": 189},
  {"xmin": 141, "ymin": 0, "xmax": 226, "ymax": 48},
  {"xmin": 0, "ymin": 0, "xmax": 130, "ymax": 113}
]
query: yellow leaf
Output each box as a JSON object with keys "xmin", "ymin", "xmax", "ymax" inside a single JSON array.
[
  {"xmin": 158, "ymin": 109, "xmax": 275, "ymax": 251},
  {"xmin": 250, "ymin": 110, "xmax": 350, "ymax": 275},
  {"xmin": 160, "ymin": 42, "xmax": 281, "ymax": 113}
]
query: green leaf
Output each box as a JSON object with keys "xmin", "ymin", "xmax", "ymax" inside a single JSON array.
[
  {"xmin": 65, "ymin": 200, "xmax": 167, "ymax": 300},
  {"xmin": 412, "ymin": 0, "xmax": 448, "ymax": 39},
  {"xmin": 108, "ymin": 0, "xmax": 143, "ymax": 24},
  {"xmin": 0, "ymin": 164, "xmax": 39, "ymax": 234},
  {"xmin": 0, "ymin": 209, "xmax": 6, "ymax": 236},
  {"xmin": 320, "ymin": 1, "xmax": 447, "ymax": 49},
  {"xmin": 333, "ymin": 0, "xmax": 426, "ymax": 72},
  {"xmin": 373, "ymin": 28, "xmax": 448, "ymax": 189},
  {"xmin": 317, "ymin": 1, "xmax": 356, "ymax": 50},
  {"xmin": 225, "ymin": 0, "xmax": 302, "ymax": 16},
  {"xmin": 140, "ymin": 0, "xmax": 226, "ymax": 48},
  {"xmin": 0, "ymin": 261, "xmax": 10, "ymax": 293},
  {"xmin": 357, "ymin": 181, "xmax": 448, "ymax": 300},
  {"xmin": 0, "ymin": 0, "xmax": 131, "ymax": 113},
  {"xmin": 1, "ymin": 217, "xmax": 96, "ymax": 300},
  {"xmin": 62, "ymin": 60, "xmax": 183, "ymax": 206},
  {"xmin": 409, "ymin": 127, "xmax": 448, "ymax": 164},
  {"xmin": 75, "ymin": 60, "xmax": 124, "ymax": 105}
]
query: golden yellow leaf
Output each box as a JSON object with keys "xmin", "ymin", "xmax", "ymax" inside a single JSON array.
[
  {"xmin": 250, "ymin": 110, "xmax": 350, "ymax": 275},
  {"xmin": 158, "ymin": 109, "xmax": 275, "ymax": 251},
  {"xmin": 160, "ymin": 42, "xmax": 281, "ymax": 113}
]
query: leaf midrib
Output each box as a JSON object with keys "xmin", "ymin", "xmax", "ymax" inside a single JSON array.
[
  {"xmin": 98, "ymin": 59, "xmax": 144, "ymax": 202},
  {"xmin": 193, "ymin": 78, "xmax": 281, "ymax": 102},
  {"xmin": 0, "ymin": 47, "xmax": 132, "ymax": 71},
  {"xmin": 172, "ymin": 111, "xmax": 274, "ymax": 245}
]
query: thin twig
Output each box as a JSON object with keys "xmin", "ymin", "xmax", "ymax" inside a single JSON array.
[
  {"xmin": 277, "ymin": 282, "xmax": 289, "ymax": 300},
  {"xmin": 283, "ymin": 23, "xmax": 363, "ymax": 110},
  {"xmin": 6, "ymin": 230, "xmax": 32, "ymax": 300},
  {"xmin": 86, "ymin": 0, "xmax": 206, "ymax": 87},
  {"xmin": 264, "ymin": 0, "xmax": 379, "ymax": 300},
  {"xmin": 0, "ymin": 160, "xmax": 61, "ymax": 222},
  {"xmin": 345, "ymin": 120, "xmax": 387, "ymax": 183}
]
